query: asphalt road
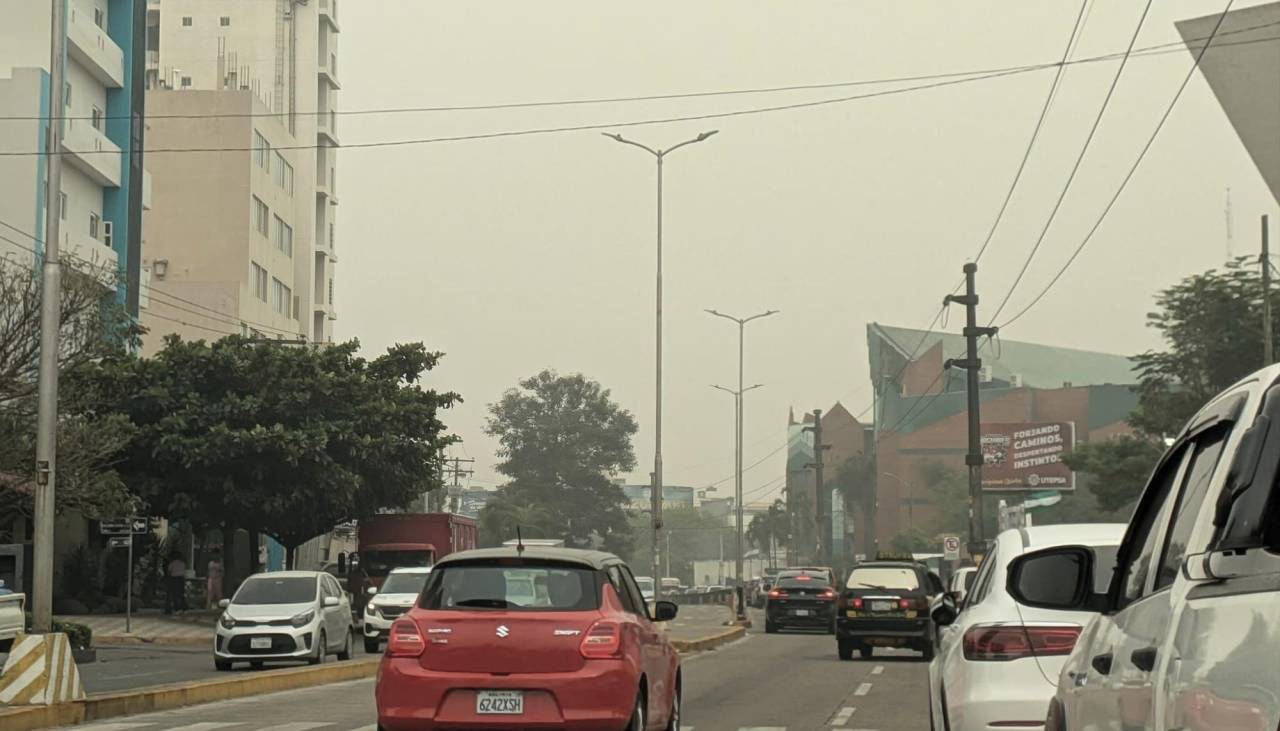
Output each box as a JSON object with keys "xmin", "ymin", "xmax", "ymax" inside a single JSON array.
[
  {"xmin": 57, "ymin": 613, "xmax": 932, "ymax": 731},
  {"xmin": 77, "ymin": 645, "xmax": 374, "ymax": 695}
]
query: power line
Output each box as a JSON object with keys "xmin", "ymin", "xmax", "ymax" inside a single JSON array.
[
  {"xmin": 7, "ymin": 19, "xmax": 1276, "ymax": 124},
  {"xmin": 970, "ymin": 0, "xmax": 1090, "ymax": 265},
  {"xmin": 1000, "ymin": 0, "xmax": 1238, "ymax": 329},
  {"xmin": 986, "ymin": 0, "xmax": 1155, "ymax": 326}
]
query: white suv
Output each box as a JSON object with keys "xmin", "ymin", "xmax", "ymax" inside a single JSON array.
[
  {"xmin": 362, "ymin": 566, "xmax": 430, "ymax": 653},
  {"xmin": 1005, "ymin": 364, "xmax": 1280, "ymax": 731}
]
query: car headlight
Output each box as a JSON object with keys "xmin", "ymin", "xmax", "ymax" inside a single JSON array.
[
  {"xmin": 290, "ymin": 609, "xmax": 316, "ymax": 628},
  {"xmin": 365, "ymin": 603, "xmax": 381, "ymax": 619},
  {"xmin": 219, "ymin": 613, "xmax": 237, "ymax": 630}
]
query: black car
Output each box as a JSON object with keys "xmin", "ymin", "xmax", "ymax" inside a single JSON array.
[
  {"xmin": 834, "ymin": 560, "xmax": 943, "ymax": 660},
  {"xmin": 764, "ymin": 573, "xmax": 836, "ymax": 634}
]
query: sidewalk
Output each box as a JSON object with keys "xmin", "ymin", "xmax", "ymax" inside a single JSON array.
[{"xmin": 58, "ymin": 611, "xmax": 214, "ymax": 646}]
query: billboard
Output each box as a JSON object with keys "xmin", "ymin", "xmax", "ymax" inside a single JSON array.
[{"xmin": 980, "ymin": 422, "xmax": 1075, "ymax": 491}]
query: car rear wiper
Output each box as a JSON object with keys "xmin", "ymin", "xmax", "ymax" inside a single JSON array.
[
  {"xmin": 851, "ymin": 583, "xmax": 889, "ymax": 590},
  {"xmin": 455, "ymin": 598, "xmax": 511, "ymax": 608}
]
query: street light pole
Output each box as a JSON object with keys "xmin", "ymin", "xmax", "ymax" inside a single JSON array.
[
  {"xmin": 707, "ymin": 308, "xmax": 778, "ymax": 618},
  {"xmin": 604, "ymin": 130, "xmax": 718, "ymax": 604}
]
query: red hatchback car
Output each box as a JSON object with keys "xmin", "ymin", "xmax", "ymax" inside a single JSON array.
[{"xmin": 375, "ymin": 546, "xmax": 682, "ymax": 731}]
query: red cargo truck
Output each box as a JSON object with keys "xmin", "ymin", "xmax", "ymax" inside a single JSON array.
[{"xmin": 347, "ymin": 513, "xmax": 477, "ymax": 616}]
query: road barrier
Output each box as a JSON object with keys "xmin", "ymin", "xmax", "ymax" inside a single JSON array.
[
  {"xmin": 667, "ymin": 589, "xmax": 734, "ymax": 605},
  {"xmin": 0, "ymin": 633, "xmax": 86, "ymax": 705}
]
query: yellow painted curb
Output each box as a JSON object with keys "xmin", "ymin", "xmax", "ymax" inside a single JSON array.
[
  {"xmin": 671, "ymin": 625, "xmax": 746, "ymax": 653},
  {"xmin": 0, "ymin": 658, "xmax": 379, "ymax": 731}
]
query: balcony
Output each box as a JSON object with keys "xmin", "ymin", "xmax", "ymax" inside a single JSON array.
[
  {"xmin": 317, "ymin": 109, "xmax": 339, "ymax": 146},
  {"xmin": 318, "ymin": 52, "xmax": 340, "ymax": 89},
  {"xmin": 67, "ymin": 1, "xmax": 125, "ymax": 88},
  {"xmin": 63, "ymin": 116, "xmax": 122, "ymax": 187},
  {"xmin": 63, "ymin": 231, "xmax": 120, "ymax": 289},
  {"xmin": 316, "ymin": 165, "xmax": 337, "ymax": 204},
  {"xmin": 142, "ymin": 169, "xmax": 152, "ymax": 210},
  {"xmin": 319, "ymin": 0, "xmax": 340, "ymax": 31}
]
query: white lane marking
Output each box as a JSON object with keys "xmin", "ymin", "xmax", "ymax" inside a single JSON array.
[
  {"xmin": 345, "ymin": 726, "xmax": 377, "ymax": 731},
  {"xmin": 255, "ymin": 724, "xmax": 335, "ymax": 731},
  {"xmin": 158, "ymin": 724, "xmax": 245, "ymax": 731},
  {"xmin": 830, "ymin": 706, "xmax": 857, "ymax": 725},
  {"xmin": 871, "ymin": 664, "xmax": 884, "ymax": 675},
  {"xmin": 854, "ymin": 682, "xmax": 873, "ymax": 696},
  {"xmin": 77, "ymin": 725, "xmax": 157, "ymax": 731}
]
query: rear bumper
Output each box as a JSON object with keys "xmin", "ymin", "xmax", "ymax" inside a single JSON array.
[
  {"xmin": 376, "ymin": 657, "xmax": 638, "ymax": 731},
  {"xmin": 766, "ymin": 603, "xmax": 835, "ymax": 626},
  {"xmin": 942, "ymin": 660, "xmax": 1057, "ymax": 731},
  {"xmin": 837, "ymin": 616, "xmax": 932, "ymax": 644}
]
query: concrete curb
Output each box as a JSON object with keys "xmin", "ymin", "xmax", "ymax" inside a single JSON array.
[
  {"xmin": 671, "ymin": 625, "xmax": 746, "ymax": 653},
  {"xmin": 0, "ymin": 658, "xmax": 379, "ymax": 731}
]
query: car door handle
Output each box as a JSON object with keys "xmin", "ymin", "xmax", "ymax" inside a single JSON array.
[
  {"xmin": 1131, "ymin": 646, "xmax": 1158, "ymax": 673},
  {"xmin": 1091, "ymin": 653, "xmax": 1114, "ymax": 675}
]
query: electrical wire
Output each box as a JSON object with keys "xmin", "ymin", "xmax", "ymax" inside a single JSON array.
[
  {"xmin": 998, "ymin": 0, "xmax": 1238, "ymax": 330},
  {"xmin": 8, "ymin": 19, "xmax": 1276, "ymax": 124},
  {"xmin": 986, "ymin": 0, "xmax": 1155, "ymax": 326}
]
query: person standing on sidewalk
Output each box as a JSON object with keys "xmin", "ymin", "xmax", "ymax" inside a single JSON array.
[
  {"xmin": 206, "ymin": 549, "xmax": 224, "ymax": 609},
  {"xmin": 166, "ymin": 553, "xmax": 187, "ymax": 614}
]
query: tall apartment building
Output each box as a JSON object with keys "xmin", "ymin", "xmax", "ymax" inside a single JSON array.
[
  {"xmin": 140, "ymin": 0, "xmax": 339, "ymax": 349},
  {"xmin": 0, "ymin": 0, "xmax": 149, "ymax": 316}
]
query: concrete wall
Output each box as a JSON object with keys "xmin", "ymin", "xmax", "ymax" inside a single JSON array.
[{"xmin": 0, "ymin": 68, "xmax": 44, "ymax": 266}]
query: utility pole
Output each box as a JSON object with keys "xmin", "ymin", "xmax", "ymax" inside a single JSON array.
[
  {"xmin": 804, "ymin": 410, "xmax": 831, "ymax": 566},
  {"xmin": 32, "ymin": 0, "xmax": 69, "ymax": 634},
  {"xmin": 1264, "ymin": 214, "xmax": 1273, "ymax": 365},
  {"xmin": 944, "ymin": 263, "xmax": 998, "ymax": 556},
  {"xmin": 440, "ymin": 457, "xmax": 474, "ymax": 514}
]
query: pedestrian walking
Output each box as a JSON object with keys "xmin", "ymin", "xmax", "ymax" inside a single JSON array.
[
  {"xmin": 166, "ymin": 553, "xmax": 187, "ymax": 614},
  {"xmin": 206, "ymin": 549, "xmax": 224, "ymax": 609}
]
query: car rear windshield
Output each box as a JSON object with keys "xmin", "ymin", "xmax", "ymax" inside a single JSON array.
[
  {"xmin": 363, "ymin": 549, "xmax": 432, "ymax": 576},
  {"xmin": 234, "ymin": 576, "xmax": 317, "ymax": 605},
  {"xmin": 846, "ymin": 566, "xmax": 920, "ymax": 591},
  {"xmin": 778, "ymin": 576, "xmax": 831, "ymax": 588},
  {"xmin": 420, "ymin": 562, "xmax": 600, "ymax": 611},
  {"xmin": 380, "ymin": 572, "xmax": 430, "ymax": 595}
]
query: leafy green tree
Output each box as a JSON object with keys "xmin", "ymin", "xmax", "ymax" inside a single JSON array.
[
  {"xmin": 747, "ymin": 500, "xmax": 789, "ymax": 557},
  {"xmin": 477, "ymin": 489, "xmax": 557, "ymax": 547},
  {"xmin": 68, "ymin": 336, "xmax": 459, "ymax": 567},
  {"xmin": 0, "ymin": 262, "xmax": 140, "ymax": 519},
  {"xmin": 485, "ymin": 370, "xmax": 637, "ymax": 552},
  {"xmin": 627, "ymin": 507, "xmax": 730, "ymax": 581}
]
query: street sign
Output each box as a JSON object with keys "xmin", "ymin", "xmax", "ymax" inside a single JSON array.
[
  {"xmin": 107, "ymin": 536, "xmax": 130, "ymax": 549},
  {"xmin": 100, "ymin": 517, "xmax": 151, "ymax": 536},
  {"xmin": 942, "ymin": 535, "xmax": 961, "ymax": 561}
]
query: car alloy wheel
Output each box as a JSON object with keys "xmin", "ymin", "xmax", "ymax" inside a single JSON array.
[
  {"xmin": 310, "ymin": 630, "xmax": 327, "ymax": 665},
  {"xmin": 337, "ymin": 629, "xmax": 354, "ymax": 661}
]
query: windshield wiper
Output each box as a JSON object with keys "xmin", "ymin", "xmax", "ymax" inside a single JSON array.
[
  {"xmin": 455, "ymin": 598, "xmax": 511, "ymax": 608},
  {"xmin": 852, "ymin": 583, "xmax": 889, "ymax": 590}
]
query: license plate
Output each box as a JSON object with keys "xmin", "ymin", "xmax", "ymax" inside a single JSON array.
[
  {"xmin": 476, "ymin": 690, "xmax": 524, "ymax": 715},
  {"xmin": 793, "ymin": 609, "xmax": 812, "ymax": 616},
  {"xmin": 870, "ymin": 600, "xmax": 895, "ymax": 612},
  {"xmin": 249, "ymin": 637, "xmax": 272, "ymax": 649}
]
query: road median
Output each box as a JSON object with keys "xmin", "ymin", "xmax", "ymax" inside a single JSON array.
[
  {"xmin": 671, "ymin": 624, "xmax": 746, "ymax": 653},
  {"xmin": 0, "ymin": 657, "xmax": 378, "ymax": 731}
]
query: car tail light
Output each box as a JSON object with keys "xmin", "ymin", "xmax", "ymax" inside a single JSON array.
[
  {"xmin": 580, "ymin": 621, "xmax": 622, "ymax": 659},
  {"xmin": 899, "ymin": 598, "xmax": 911, "ymax": 610},
  {"xmin": 818, "ymin": 589, "xmax": 836, "ymax": 601},
  {"xmin": 387, "ymin": 619, "xmax": 425, "ymax": 657},
  {"xmin": 963, "ymin": 625, "xmax": 1082, "ymax": 661},
  {"xmin": 768, "ymin": 589, "xmax": 787, "ymax": 599},
  {"xmin": 851, "ymin": 597, "xmax": 863, "ymax": 610}
]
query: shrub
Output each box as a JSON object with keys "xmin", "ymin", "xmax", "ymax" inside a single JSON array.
[{"xmin": 22, "ymin": 613, "xmax": 94, "ymax": 649}]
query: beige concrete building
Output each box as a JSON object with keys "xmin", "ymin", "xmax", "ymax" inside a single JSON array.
[{"xmin": 139, "ymin": 0, "xmax": 339, "ymax": 350}]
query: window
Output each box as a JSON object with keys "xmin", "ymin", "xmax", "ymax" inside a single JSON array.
[
  {"xmin": 618, "ymin": 566, "xmax": 651, "ymax": 618},
  {"xmin": 103, "ymin": 221, "xmax": 113, "ymax": 249},
  {"xmin": 93, "ymin": 7, "xmax": 105, "ymax": 28},
  {"xmin": 64, "ymin": 82, "xmax": 71, "ymax": 108},
  {"xmin": 252, "ymin": 131, "xmax": 269, "ymax": 169},
  {"xmin": 1155, "ymin": 429, "xmax": 1230, "ymax": 590},
  {"xmin": 250, "ymin": 262, "xmax": 268, "ymax": 301},
  {"xmin": 273, "ymin": 152, "xmax": 285, "ymax": 187},
  {"xmin": 328, "ymin": 277, "xmax": 333, "ymax": 305},
  {"xmin": 89, "ymin": 212, "xmax": 100, "ymax": 239},
  {"xmin": 283, "ymin": 161, "xmax": 294, "ymax": 194},
  {"xmin": 273, "ymin": 216, "xmax": 293, "ymax": 257},
  {"xmin": 846, "ymin": 566, "xmax": 920, "ymax": 591},
  {"xmin": 421, "ymin": 563, "xmax": 599, "ymax": 611},
  {"xmin": 233, "ymin": 576, "xmax": 315, "ymax": 605},
  {"xmin": 58, "ymin": 192, "xmax": 67, "ymax": 221},
  {"xmin": 328, "ymin": 222, "xmax": 334, "ymax": 250},
  {"xmin": 91, "ymin": 106, "xmax": 103, "ymax": 131},
  {"xmin": 182, "ymin": 16, "xmax": 192, "ymax": 27},
  {"xmin": 968, "ymin": 548, "xmax": 999, "ymax": 607},
  {"xmin": 1118, "ymin": 445, "xmax": 1189, "ymax": 608},
  {"xmin": 252, "ymin": 196, "xmax": 269, "ymax": 237},
  {"xmin": 271, "ymin": 278, "xmax": 291, "ymax": 316},
  {"xmin": 220, "ymin": 16, "xmax": 231, "ymax": 27},
  {"xmin": 606, "ymin": 566, "xmax": 641, "ymax": 614},
  {"xmin": 180, "ymin": 76, "xmax": 192, "ymax": 89}
]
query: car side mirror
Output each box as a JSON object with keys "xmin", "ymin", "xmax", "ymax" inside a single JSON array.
[
  {"xmin": 653, "ymin": 600, "xmax": 678, "ymax": 622},
  {"xmin": 366, "ymin": 586, "xmax": 378, "ymax": 595},
  {"xmin": 218, "ymin": 598, "xmax": 231, "ymax": 609},
  {"xmin": 1006, "ymin": 545, "xmax": 1104, "ymax": 612},
  {"xmin": 931, "ymin": 593, "xmax": 960, "ymax": 627},
  {"xmin": 323, "ymin": 596, "xmax": 340, "ymax": 608}
]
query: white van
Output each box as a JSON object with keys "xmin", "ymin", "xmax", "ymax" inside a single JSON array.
[{"xmin": 1005, "ymin": 364, "xmax": 1280, "ymax": 731}]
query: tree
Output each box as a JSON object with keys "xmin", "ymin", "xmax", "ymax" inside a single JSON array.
[
  {"xmin": 68, "ymin": 336, "xmax": 459, "ymax": 566},
  {"xmin": 478, "ymin": 489, "xmax": 557, "ymax": 547},
  {"xmin": 747, "ymin": 500, "xmax": 789, "ymax": 560},
  {"xmin": 485, "ymin": 370, "xmax": 637, "ymax": 552},
  {"xmin": 0, "ymin": 261, "xmax": 140, "ymax": 519},
  {"xmin": 627, "ymin": 507, "xmax": 730, "ymax": 582},
  {"xmin": 1131, "ymin": 258, "xmax": 1276, "ymax": 436},
  {"xmin": 1061, "ymin": 436, "xmax": 1165, "ymax": 513}
]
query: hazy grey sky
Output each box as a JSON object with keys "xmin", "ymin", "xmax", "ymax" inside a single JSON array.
[{"xmin": 337, "ymin": 1, "xmax": 1278, "ymax": 505}]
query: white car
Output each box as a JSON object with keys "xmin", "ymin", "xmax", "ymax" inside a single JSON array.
[
  {"xmin": 215, "ymin": 570, "xmax": 355, "ymax": 670},
  {"xmin": 635, "ymin": 575, "xmax": 656, "ymax": 602},
  {"xmin": 1004, "ymin": 364, "xmax": 1280, "ymax": 731},
  {"xmin": 0, "ymin": 582, "xmax": 23, "ymax": 651},
  {"xmin": 947, "ymin": 566, "xmax": 977, "ymax": 605},
  {"xmin": 362, "ymin": 566, "xmax": 430, "ymax": 653},
  {"xmin": 928, "ymin": 524, "xmax": 1126, "ymax": 731}
]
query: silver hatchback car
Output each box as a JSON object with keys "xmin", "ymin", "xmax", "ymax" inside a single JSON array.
[{"xmin": 215, "ymin": 570, "xmax": 355, "ymax": 670}]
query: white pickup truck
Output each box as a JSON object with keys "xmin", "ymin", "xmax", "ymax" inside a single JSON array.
[{"xmin": 0, "ymin": 580, "xmax": 25, "ymax": 650}]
